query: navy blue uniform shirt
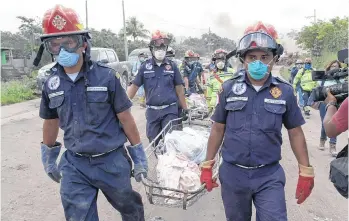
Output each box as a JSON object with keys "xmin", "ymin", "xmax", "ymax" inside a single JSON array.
[
  {"xmin": 212, "ymin": 71, "xmax": 305, "ymax": 166},
  {"xmin": 133, "ymin": 58, "xmax": 183, "ymax": 106},
  {"xmin": 39, "ymin": 61, "xmax": 131, "ymax": 154}
]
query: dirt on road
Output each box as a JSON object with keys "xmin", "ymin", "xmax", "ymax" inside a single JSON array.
[{"xmin": 1, "ymin": 71, "xmax": 348, "ymax": 221}]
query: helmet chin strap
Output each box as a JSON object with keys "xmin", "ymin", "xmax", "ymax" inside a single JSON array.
[{"xmin": 33, "ymin": 44, "xmax": 45, "ymax": 67}]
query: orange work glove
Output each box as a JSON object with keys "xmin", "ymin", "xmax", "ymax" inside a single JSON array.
[
  {"xmin": 296, "ymin": 164, "xmax": 315, "ymax": 204},
  {"xmin": 200, "ymin": 160, "xmax": 219, "ymax": 192}
]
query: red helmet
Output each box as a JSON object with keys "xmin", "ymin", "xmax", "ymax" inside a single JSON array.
[
  {"xmin": 184, "ymin": 50, "xmax": 195, "ymax": 58},
  {"xmin": 213, "ymin": 49, "xmax": 228, "ymax": 60},
  {"xmin": 194, "ymin": 53, "xmax": 200, "ymax": 58},
  {"xmin": 237, "ymin": 21, "xmax": 281, "ymax": 57},
  {"xmin": 149, "ymin": 30, "xmax": 171, "ymax": 47},
  {"xmin": 244, "ymin": 21, "xmax": 279, "ymax": 42},
  {"xmin": 41, "ymin": 5, "xmax": 88, "ymax": 40}
]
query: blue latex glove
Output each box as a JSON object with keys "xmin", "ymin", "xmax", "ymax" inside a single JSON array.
[
  {"xmin": 41, "ymin": 142, "xmax": 61, "ymax": 183},
  {"xmin": 185, "ymin": 88, "xmax": 192, "ymax": 97},
  {"xmin": 181, "ymin": 109, "xmax": 189, "ymax": 121},
  {"xmin": 126, "ymin": 143, "xmax": 148, "ymax": 182}
]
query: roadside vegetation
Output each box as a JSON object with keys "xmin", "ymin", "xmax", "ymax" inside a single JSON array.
[
  {"xmin": 280, "ymin": 16, "xmax": 348, "ymax": 80},
  {"xmin": 1, "ymin": 71, "xmax": 38, "ymax": 106}
]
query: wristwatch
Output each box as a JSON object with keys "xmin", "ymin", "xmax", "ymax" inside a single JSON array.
[{"xmin": 325, "ymin": 101, "xmax": 337, "ymax": 111}]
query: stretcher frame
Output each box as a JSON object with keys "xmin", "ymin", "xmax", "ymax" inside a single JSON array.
[{"xmin": 141, "ymin": 116, "xmax": 219, "ymax": 210}]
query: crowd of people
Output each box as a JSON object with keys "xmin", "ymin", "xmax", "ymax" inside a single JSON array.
[
  {"xmin": 289, "ymin": 58, "xmax": 347, "ymax": 157},
  {"xmin": 37, "ymin": 4, "xmax": 347, "ymax": 221}
]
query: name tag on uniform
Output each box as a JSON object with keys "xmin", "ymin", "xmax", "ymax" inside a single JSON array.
[
  {"xmin": 87, "ymin": 87, "xmax": 108, "ymax": 92},
  {"xmin": 144, "ymin": 71, "xmax": 155, "ymax": 73},
  {"xmin": 164, "ymin": 70, "xmax": 174, "ymax": 73},
  {"xmin": 264, "ymin": 98, "xmax": 286, "ymax": 105},
  {"xmin": 226, "ymin": 97, "xmax": 248, "ymax": 102},
  {"xmin": 48, "ymin": 91, "xmax": 64, "ymax": 99}
]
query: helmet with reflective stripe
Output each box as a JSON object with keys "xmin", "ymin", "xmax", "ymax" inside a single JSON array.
[
  {"xmin": 213, "ymin": 49, "xmax": 228, "ymax": 60},
  {"xmin": 237, "ymin": 21, "xmax": 283, "ymax": 58},
  {"xmin": 41, "ymin": 4, "xmax": 89, "ymax": 41}
]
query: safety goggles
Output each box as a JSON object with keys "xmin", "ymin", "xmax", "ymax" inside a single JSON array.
[
  {"xmin": 150, "ymin": 38, "xmax": 170, "ymax": 47},
  {"xmin": 213, "ymin": 53, "xmax": 226, "ymax": 61},
  {"xmin": 238, "ymin": 32, "xmax": 277, "ymax": 52},
  {"xmin": 43, "ymin": 35, "xmax": 84, "ymax": 55}
]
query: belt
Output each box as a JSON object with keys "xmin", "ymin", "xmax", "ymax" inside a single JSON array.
[
  {"xmin": 74, "ymin": 147, "xmax": 119, "ymax": 158},
  {"xmin": 147, "ymin": 102, "xmax": 176, "ymax": 110},
  {"xmin": 234, "ymin": 161, "xmax": 278, "ymax": 169},
  {"xmin": 234, "ymin": 164, "xmax": 266, "ymax": 169}
]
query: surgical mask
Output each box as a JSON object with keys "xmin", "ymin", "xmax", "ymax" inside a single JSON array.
[
  {"xmin": 248, "ymin": 60, "xmax": 268, "ymax": 80},
  {"xmin": 139, "ymin": 57, "xmax": 145, "ymax": 62},
  {"xmin": 154, "ymin": 50, "xmax": 166, "ymax": 60},
  {"xmin": 304, "ymin": 63, "xmax": 312, "ymax": 70},
  {"xmin": 57, "ymin": 48, "xmax": 80, "ymax": 67},
  {"xmin": 216, "ymin": 61, "xmax": 225, "ymax": 70}
]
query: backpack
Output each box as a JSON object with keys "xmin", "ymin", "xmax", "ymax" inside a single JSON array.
[{"xmin": 329, "ymin": 144, "xmax": 348, "ymax": 198}]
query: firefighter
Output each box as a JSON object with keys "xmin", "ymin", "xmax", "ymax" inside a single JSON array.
[
  {"xmin": 293, "ymin": 57, "xmax": 318, "ymax": 118},
  {"xmin": 38, "ymin": 5, "xmax": 147, "ymax": 221},
  {"xmin": 127, "ymin": 30, "xmax": 188, "ymax": 145},
  {"xmin": 205, "ymin": 49, "xmax": 235, "ymax": 113},
  {"xmin": 200, "ymin": 21, "xmax": 314, "ymax": 221}
]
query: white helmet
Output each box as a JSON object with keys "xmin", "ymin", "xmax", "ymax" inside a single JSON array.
[{"xmin": 295, "ymin": 59, "xmax": 303, "ymax": 64}]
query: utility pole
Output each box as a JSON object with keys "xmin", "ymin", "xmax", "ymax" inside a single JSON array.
[
  {"xmin": 122, "ymin": 0, "xmax": 128, "ymax": 61},
  {"xmin": 305, "ymin": 9, "xmax": 316, "ymax": 23},
  {"xmin": 207, "ymin": 27, "xmax": 214, "ymax": 54},
  {"xmin": 85, "ymin": 0, "xmax": 88, "ymax": 29}
]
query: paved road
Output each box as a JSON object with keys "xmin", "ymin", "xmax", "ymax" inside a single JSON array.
[{"xmin": 1, "ymin": 67, "xmax": 348, "ymax": 221}]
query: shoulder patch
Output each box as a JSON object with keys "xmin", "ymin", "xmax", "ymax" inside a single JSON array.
[
  {"xmin": 97, "ymin": 61, "xmax": 112, "ymax": 69},
  {"xmin": 97, "ymin": 61, "xmax": 118, "ymax": 73}
]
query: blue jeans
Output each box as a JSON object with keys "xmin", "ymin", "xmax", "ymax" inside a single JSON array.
[
  {"xmin": 297, "ymin": 86, "xmax": 304, "ymax": 107},
  {"xmin": 319, "ymin": 102, "xmax": 337, "ymax": 144}
]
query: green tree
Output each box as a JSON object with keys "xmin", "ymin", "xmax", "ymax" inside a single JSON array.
[
  {"xmin": 124, "ymin": 16, "xmax": 149, "ymax": 41},
  {"xmin": 292, "ymin": 17, "xmax": 348, "ymax": 54}
]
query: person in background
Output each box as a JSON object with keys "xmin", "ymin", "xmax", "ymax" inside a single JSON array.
[
  {"xmin": 132, "ymin": 52, "xmax": 148, "ymax": 108},
  {"xmin": 309, "ymin": 60, "xmax": 342, "ymax": 156},
  {"xmin": 290, "ymin": 60, "xmax": 304, "ymax": 107},
  {"xmin": 293, "ymin": 58, "xmax": 318, "ymax": 118},
  {"xmin": 181, "ymin": 50, "xmax": 203, "ymax": 96},
  {"xmin": 290, "ymin": 59, "xmax": 303, "ymax": 84},
  {"xmin": 127, "ymin": 30, "xmax": 188, "ymax": 146},
  {"xmin": 205, "ymin": 49, "xmax": 235, "ymax": 113}
]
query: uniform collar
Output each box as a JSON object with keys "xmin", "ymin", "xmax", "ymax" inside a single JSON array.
[
  {"xmin": 52, "ymin": 61, "xmax": 92, "ymax": 85},
  {"xmin": 239, "ymin": 72, "xmax": 279, "ymax": 88}
]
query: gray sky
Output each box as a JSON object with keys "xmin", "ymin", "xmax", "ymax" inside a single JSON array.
[{"xmin": 1, "ymin": 0, "xmax": 348, "ymax": 43}]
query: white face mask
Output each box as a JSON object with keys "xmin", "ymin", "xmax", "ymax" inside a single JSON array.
[
  {"xmin": 216, "ymin": 61, "xmax": 225, "ymax": 70},
  {"xmin": 154, "ymin": 50, "xmax": 166, "ymax": 61}
]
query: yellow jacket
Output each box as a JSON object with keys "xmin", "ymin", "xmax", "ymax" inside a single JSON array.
[
  {"xmin": 293, "ymin": 68, "xmax": 318, "ymax": 92},
  {"xmin": 206, "ymin": 68, "xmax": 235, "ymax": 108}
]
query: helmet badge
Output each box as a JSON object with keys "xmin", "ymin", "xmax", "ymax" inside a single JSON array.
[{"xmin": 52, "ymin": 15, "xmax": 67, "ymax": 30}]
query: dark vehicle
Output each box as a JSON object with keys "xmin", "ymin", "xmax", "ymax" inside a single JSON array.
[{"xmin": 36, "ymin": 47, "xmax": 132, "ymax": 92}]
